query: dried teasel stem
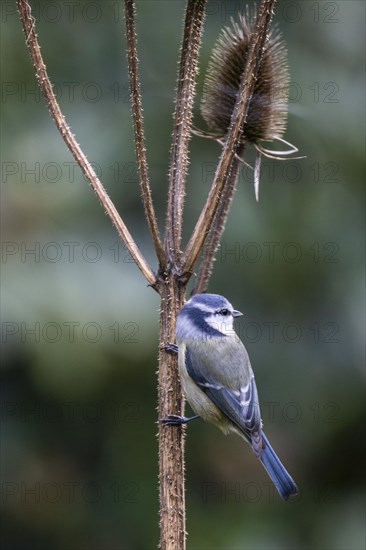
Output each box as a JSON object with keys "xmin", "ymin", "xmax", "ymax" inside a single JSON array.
[
  {"xmin": 165, "ymin": 0, "xmax": 207, "ymax": 270},
  {"xmin": 16, "ymin": 1, "xmax": 293, "ymax": 548},
  {"xmin": 16, "ymin": 0, "xmax": 156, "ymax": 287},
  {"xmin": 124, "ymin": 0, "xmax": 166, "ymax": 268},
  {"xmin": 197, "ymin": 5, "xmax": 303, "ymax": 201},
  {"xmin": 192, "ymin": 152, "xmax": 243, "ymax": 295},
  {"xmin": 160, "ymin": 4, "xmax": 207, "ymax": 549},
  {"xmin": 183, "ymin": 0, "xmax": 278, "ymax": 277}
]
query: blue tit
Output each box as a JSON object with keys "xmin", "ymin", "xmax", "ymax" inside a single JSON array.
[{"xmin": 163, "ymin": 293, "xmax": 298, "ymax": 501}]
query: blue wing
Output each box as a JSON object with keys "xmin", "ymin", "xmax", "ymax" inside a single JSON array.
[
  {"xmin": 185, "ymin": 345, "xmax": 262, "ymax": 455},
  {"xmin": 185, "ymin": 344, "xmax": 298, "ymax": 500}
]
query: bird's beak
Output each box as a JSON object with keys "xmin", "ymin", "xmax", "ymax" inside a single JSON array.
[{"xmin": 233, "ymin": 309, "xmax": 243, "ymax": 318}]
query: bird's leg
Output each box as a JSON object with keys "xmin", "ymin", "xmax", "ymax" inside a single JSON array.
[
  {"xmin": 161, "ymin": 344, "xmax": 178, "ymax": 354},
  {"xmin": 160, "ymin": 344, "xmax": 196, "ymax": 424},
  {"xmin": 161, "ymin": 414, "xmax": 200, "ymax": 426}
]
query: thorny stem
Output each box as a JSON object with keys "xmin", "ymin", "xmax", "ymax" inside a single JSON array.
[
  {"xmin": 16, "ymin": 1, "xmax": 280, "ymax": 549},
  {"xmin": 124, "ymin": 0, "xmax": 166, "ymax": 268},
  {"xmin": 16, "ymin": 0, "xmax": 156, "ymax": 287},
  {"xmin": 192, "ymin": 153, "xmax": 243, "ymax": 295},
  {"xmin": 182, "ymin": 0, "xmax": 277, "ymax": 277},
  {"xmin": 160, "ymin": 3, "xmax": 206, "ymax": 548},
  {"xmin": 158, "ymin": 279, "xmax": 186, "ymax": 550},
  {"xmin": 165, "ymin": 0, "xmax": 206, "ymax": 269}
]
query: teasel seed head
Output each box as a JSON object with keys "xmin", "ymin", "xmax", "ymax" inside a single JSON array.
[
  {"xmin": 198, "ymin": 9, "xmax": 304, "ymax": 200},
  {"xmin": 201, "ymin": 10, "xmax": 289, "ymax": 144}
]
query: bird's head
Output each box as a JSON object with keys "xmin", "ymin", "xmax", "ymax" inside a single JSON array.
[{"xmin": 176, "ymin": 293, "xmax": 243, "ymax": 340}]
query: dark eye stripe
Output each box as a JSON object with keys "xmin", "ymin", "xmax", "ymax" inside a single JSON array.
[{"xmin": 216, "ymin": 308, "xmax": 230, "ymax": 316}]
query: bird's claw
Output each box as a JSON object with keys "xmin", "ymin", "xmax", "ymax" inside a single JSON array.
[
  {"xmin": 161, "ymin": 414, "xmax": 187, "ymax": 426},
  {"xmin": 161, "ymin": 344, "xmax": 178, "ymax": 354},
  {"xmin": 161, "ymin": 414, "xmax": 199, "ymax": 426}
]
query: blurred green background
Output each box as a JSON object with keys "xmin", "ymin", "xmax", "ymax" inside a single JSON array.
[{"xmin": 1, "ymin": 1, "xmax": 365, "ymax": 549}]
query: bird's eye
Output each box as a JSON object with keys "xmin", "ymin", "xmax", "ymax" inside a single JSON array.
[{"xmin": 220, "ymin": 308, "xmax": 230, "ymax": 316}]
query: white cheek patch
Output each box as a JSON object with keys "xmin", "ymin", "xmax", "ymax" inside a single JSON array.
[{"xmin": 205, "ymin": 314, "xmax": 235, "ymax": 336}]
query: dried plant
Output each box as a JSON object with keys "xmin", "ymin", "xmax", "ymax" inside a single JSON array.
[
  {"xmin": 196, "ymin": 8, "xmax": 303, "ymax": 202},
  {"xmin": 16, "ymin": 0, "xmax": 300, "ymax": 547},
  {"xmin": 201, "ymin": 10, "xmax": 289, "ymax": 144}
]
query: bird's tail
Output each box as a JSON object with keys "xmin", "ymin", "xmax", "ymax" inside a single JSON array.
[{"xmin": 260, "ymin": 432, "xmax": 298, "ymax": 501}]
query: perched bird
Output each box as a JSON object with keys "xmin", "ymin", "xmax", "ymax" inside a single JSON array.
[{"xmin": 163, "ymin": 293, "xmax": 298, "ymax": 501}]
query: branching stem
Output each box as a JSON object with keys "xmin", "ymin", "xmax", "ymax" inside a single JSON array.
[
  {"xmin": 16, "ymin": 1, "xmax": 280, "ymax": 548},
  {"xmin": 165, "ymin": 0, "xmax": 206, "ymax": 269},
  {"xmin": 193, "ymin": 152, "xmax": 243, "ymax": 295},
  {"xmin": 124, "ymin": 0, "xmax": 165, "ymax": 268},
  {"xmin": 16, "ymin": 0, "xmax": 156, "ymax": 287},
  {"xmin": 182, "ymin": 0, "xmax": 276, "ymax": 277}
]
